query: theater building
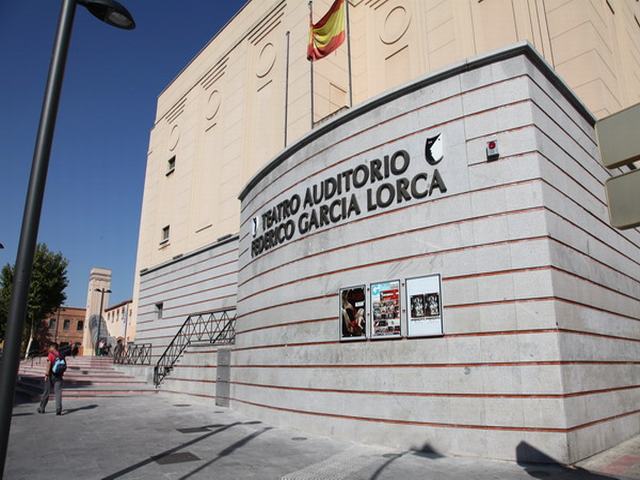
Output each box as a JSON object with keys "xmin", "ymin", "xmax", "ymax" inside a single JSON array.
[{"xmin": 132, "ymin": 0, "xmax": 640, "ymax": 463}]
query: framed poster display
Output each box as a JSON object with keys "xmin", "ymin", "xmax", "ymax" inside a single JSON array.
[
  {"xmin": 370, "ymin": 280, "xmax": 401, "ymax": 339},
  {"xmin": 406, "ymin": 274, "xmax": 443, "ymax": 337},
  {"xmin": 339, "ymin": 285, "xmax": 367, "ymax": 341}
]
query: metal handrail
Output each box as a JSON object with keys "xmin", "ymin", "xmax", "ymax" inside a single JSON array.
[
  {"xmin": 114, "ymin": 342, "xmax": 152, "ymax": 366},
  {"xmin": 153, "ymin": 308, "xmax": 236, "ymax": 387}
]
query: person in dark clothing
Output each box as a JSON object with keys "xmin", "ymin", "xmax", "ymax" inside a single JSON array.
[{"xmin": 37, "ymin": 342, "xmax": 64, "ymax": 415}]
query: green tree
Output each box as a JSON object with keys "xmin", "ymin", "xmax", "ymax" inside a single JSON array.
[{"xmin": 0, "ymin": 243, "xmax": 68, "ymax": 356}]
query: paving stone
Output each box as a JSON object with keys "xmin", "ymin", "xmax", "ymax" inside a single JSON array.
[{"xmin": 4, "ymin": 392, "xmax": 635, "ymax": 479}]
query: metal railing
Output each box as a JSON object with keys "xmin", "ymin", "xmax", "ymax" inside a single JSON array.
[
  {"xmin": 114, "ymin": 342, "xmax": 152, "ymax": 365},
  {"xmin": 153, "ymin": 308, "xmax": 236, "ymax": 387}
]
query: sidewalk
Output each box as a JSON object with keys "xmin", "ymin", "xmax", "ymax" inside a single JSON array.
[{"xmin": 5, "ymin": 392, "xmax": 638, "ymax": 480}]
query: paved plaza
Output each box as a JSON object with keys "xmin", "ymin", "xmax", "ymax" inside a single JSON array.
[{"xmin": 5, "ymin": 392, "xmax": 639, "ymax": 479}]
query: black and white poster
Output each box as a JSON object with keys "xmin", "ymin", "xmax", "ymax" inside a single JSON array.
[
  {"xmin": 406, "ymin": 274, "xmax": 443, "ymax": 337},
  {"xmin": 370, "ymin": 280, "xmax": 401, "ymax": 339},
  {"xmin": 340, "ymin": 285, "xmax": 367, "ymax": 340}
]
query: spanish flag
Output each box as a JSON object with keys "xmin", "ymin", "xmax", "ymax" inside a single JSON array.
[{"xmin": 307, "ymin": 0, "xmax": 346, "ymax": 61}]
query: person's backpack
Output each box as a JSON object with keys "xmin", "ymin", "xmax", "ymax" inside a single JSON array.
[{"xmin": 51, "ymin": 354, "xmax": 67, "ymax": 376}]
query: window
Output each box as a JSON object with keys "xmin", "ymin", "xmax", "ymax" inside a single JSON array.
[
  {"xmin": 49, "ymin": 319, "xmax": 56, "ymax": 330},
  {"xmin": 166, "ymin": 156, "xmax": 176, "ymax": 176},
  {"xmin": 63, "ymin": 319, "xmax": 70, "ymax": 330},
  {"xmin": 155, "ymin": 302, "xmax": 164, "ymax": 320},
  {"xmin": 77, "ymin": 320, "xmax": 84, "ymax": 331},
  {"xmin": 160, "ymin": 225, "xmax": 170, "ymax": 244}
]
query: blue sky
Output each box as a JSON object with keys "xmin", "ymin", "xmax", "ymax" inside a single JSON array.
[{"xmin": 0, "ymin": 1, "xmax": 246, "ymax": 308}]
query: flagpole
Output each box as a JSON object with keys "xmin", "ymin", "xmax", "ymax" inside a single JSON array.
[
  {"xmin": 309, "ymin": 0, "xmax": 315, "ymax": 129},
  {"xmin": 345, "ymin": 0, "xmax": 353, "ymax": 108},
  {"xmin": 284, "ymin": 30, "xmax": 290, "ymax": 147}
]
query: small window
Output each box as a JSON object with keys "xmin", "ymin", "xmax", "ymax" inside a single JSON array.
[
  {"xmin": 49, "ymin": 319, "xmax": 56, "ymax": 330},
  {"xmin": 166, "ymin": 156, "xmax": 176, "ymax": 176},
  {"xmin": 160, "ymin": 225, "xmax": 170, "ymax": 244},
  {"xmin": 63, "ymin": 319, "xmax": 70, "ymax": 330},
  {"xmin": 155, "ymin": 302, "xmax": 164, "ymax": 320},
  {"xmin": 77, "ymin": 320, "xmax": 84, "ymax": 331}
]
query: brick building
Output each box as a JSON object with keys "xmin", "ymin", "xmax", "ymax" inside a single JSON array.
[{"xmin": 46, "ymin": 306, "xmax": 85, "ymax": 352}]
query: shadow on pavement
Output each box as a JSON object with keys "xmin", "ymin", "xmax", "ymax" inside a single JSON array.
[
  {"xmin": 177, "ymin": 426, "xmax": 272, "ymax": 480},
  {"xmin": 101, "ymin": 422, "xmax": 244, "ymax": 480},
  {"xmin": 516, "ymin": 442, "xmax": 618, "ymax": 479},
  {"xmin": 411, "ymin": 442, "xmax": 444, "ymax": 460},
  {"xmin": 369, "ymin": 442, "xmax": 444, "ymax": 480},
  {"xmin": 64, "ymin": 404, "xmax": 98, "ymax": 415},
  {"xmin": 13, "ymin": 390, "xmax": 38, "ymax": 406},
  {"xmin": 369, "ymin": 452, "xmax": 407, "ymax": 480}
]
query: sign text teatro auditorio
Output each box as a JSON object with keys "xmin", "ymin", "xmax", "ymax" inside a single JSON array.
[{"xmin": 251, "ymin": 134, "xmax": 448, "ymax": 257}]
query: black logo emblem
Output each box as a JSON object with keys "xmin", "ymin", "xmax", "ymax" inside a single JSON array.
[{"xmin": 425, "ymin": 133, "xmax": 443, "ymax": 165}]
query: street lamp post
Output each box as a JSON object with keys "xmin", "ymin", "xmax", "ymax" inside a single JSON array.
[
  {"xmin": 0, "ymin": 1, "xmax": 134, "ymax": 475},
  {"xmin": 94, "ymin": 288, "xmax": 111, "ymax": 356},
  {"xmin": 123, "ymin": 304, "xmax": 129, "ymax": 342},
  {"xmin": 54, "ymin": 307, "xmax": 62, "ymax": 344}
]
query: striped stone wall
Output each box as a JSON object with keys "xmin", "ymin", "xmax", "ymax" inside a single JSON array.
[
  {"xmin": 532, "ymin": 57, "xmax": 640, "ymax": 460},
  {"xmin": 234, "ymin": 44, "xmax": 640, "ymax": 463},
  {"xmin": 135, "ymin": 236, "xmax": 238, "ymax": 363}
]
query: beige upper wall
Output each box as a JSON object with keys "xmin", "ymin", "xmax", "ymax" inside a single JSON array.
[{"xmin": 131, "ymin": 0, "xmax": 640, "ymax": 328}]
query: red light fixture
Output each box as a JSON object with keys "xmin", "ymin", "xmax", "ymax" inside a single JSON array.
[{"xmin": 486, "ymin": 139, "xmax": 499, "ymax": 161}]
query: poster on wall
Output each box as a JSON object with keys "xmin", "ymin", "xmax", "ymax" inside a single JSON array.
[
  {"xmin": 406, "ymin": 274, "xmax": 443, "ymax": 337},
  {"xmin": 370, "ymin": 280, "xmax": 401, "ymax": 339},
  {"xmin": 340, "ymin": 285, "xmax": 367, "ymax": 341}
]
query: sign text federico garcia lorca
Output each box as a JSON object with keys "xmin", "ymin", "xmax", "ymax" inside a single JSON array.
[{"xmin": 251, "ymin": 134, "xmax": 448, "ymax": 258}]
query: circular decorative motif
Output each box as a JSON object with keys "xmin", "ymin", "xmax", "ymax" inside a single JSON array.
[
  {"xmin": 168, "ymin": 124, "xmax": 180, "ymax": 151},
  {"xmin": 256, "ymin": 42, "xmax": 276, "ymax": 78},
  {"xmin": 379, "ymin": 6, "xmax": 411, "ymax": 45},
  {"xmin": 205, "ymin": 90, "xmax": 222, "ymax": 121}
]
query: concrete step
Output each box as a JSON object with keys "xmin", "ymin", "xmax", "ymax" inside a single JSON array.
[
  {"xmin": 19, "ymin": 366, "xmax": 128, "ymax": 374},
  {"xmin": 19, "ymin": 367, "xmax": 130, "ymax": 376},
  {"xmin": 17, "ymin": 356, "xmax": 155, "ymax": 400},
  {"xmin": 18, "ymin": 373, "xmax": 134, "ymax": 383},
  {"xmin": 18, "ymin": 375, "xmax": 146, "ymax": 387},
  {"xmin": 19, "ymin": 380, "xmax": 157, "ymax": 399}
]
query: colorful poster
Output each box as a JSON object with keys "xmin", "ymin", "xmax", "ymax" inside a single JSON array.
[
  {"xmin": 340, "ymin": 285, "xmax": 367, "ymax": 340},
  {"xmin": 370, "ymin": 280, "xmax": 401, "ymax": 338},
  {"xmin": 406, "ymin": 274, "xmax": 443, "ymax": 337}
]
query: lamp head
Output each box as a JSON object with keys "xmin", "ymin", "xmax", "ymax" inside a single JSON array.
[{"xmin": 78, "ymin": 0, "xmax": 136, "ymax": 30}]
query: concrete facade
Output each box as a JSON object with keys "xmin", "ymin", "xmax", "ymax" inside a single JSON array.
[
  {"xmin": 134, "ymin": 236, "xmax": 238, "ymax": 362},
  {"xmin": 232, "ymin": 44, "xmax": 640, "ymax": 463},
  {"xmin": 82, "ymin": 268, "xmax": 112, "ymax": 355},
  {"xmin": 104, "ymin": 299, "xmax": 133, "ymax": 342},
  {"xmin": 131, "ymin": 0, "xmax": 640, "ymax": 335}
]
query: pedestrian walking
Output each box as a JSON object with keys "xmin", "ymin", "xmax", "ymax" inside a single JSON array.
[
  {"xmin": 114, "ymin": 338, "xmax": 124, "ymax": 362},
  {"xmin": 37, "ymin": 342, "xmax": 66, "ymax": 415}
]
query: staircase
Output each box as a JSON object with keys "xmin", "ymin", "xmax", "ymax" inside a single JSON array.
[
  {"xmin": 153, "ymin": 308, "xmax": 236, "ymax": 387},
  {"xmin": 17, "ymin": 355, "xmax": 156, "ymax": 399}
]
